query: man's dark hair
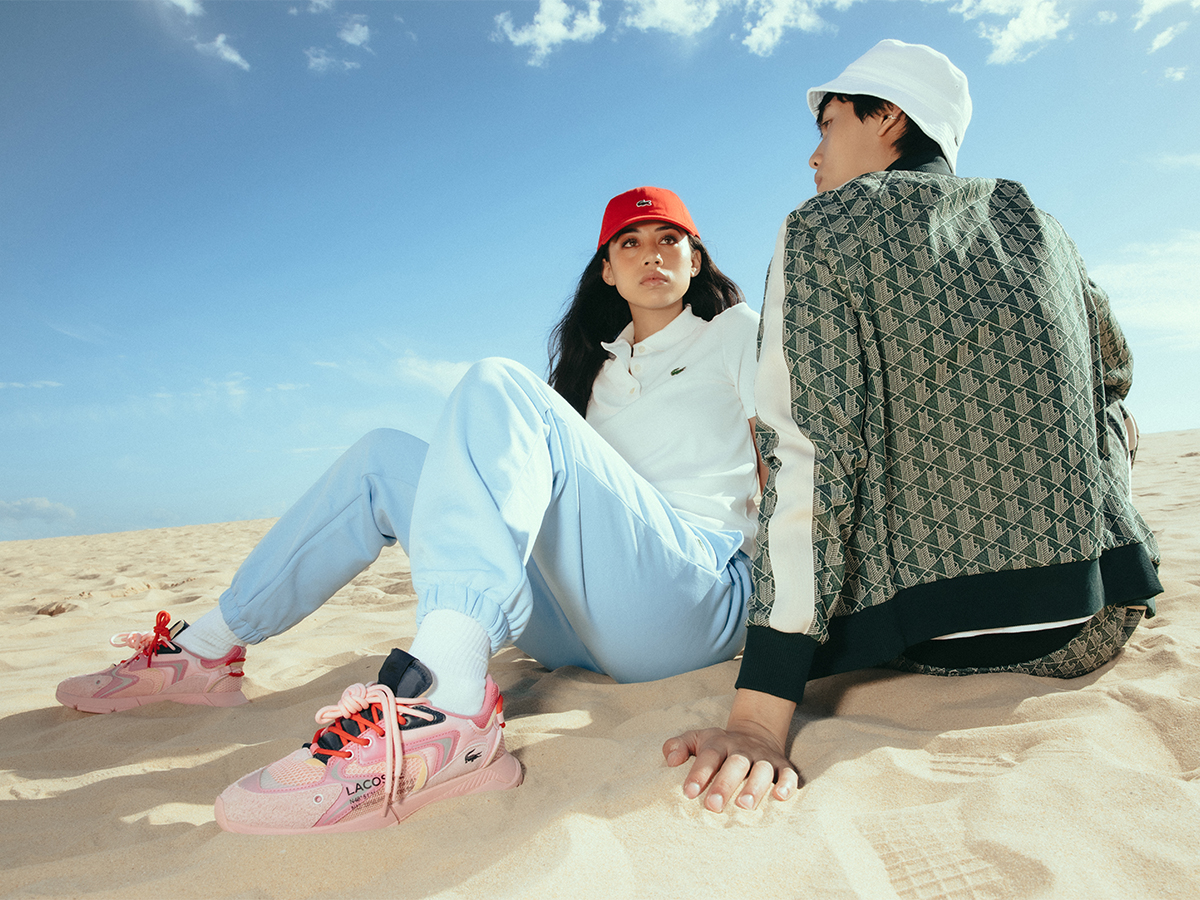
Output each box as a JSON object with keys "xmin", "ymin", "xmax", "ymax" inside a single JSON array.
[{"xmin": 817, "ymin": 92, "xmax": 943, "ymax": 163}]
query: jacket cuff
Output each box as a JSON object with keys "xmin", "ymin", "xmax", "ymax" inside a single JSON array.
[{"xmin": 735, "ymin": 625, "xmax": 819, "ymax": 704}]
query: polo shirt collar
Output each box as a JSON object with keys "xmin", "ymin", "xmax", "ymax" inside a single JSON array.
[{"xmin": 600, "ymin": 306, "xmax": 703, "ymax": 356}]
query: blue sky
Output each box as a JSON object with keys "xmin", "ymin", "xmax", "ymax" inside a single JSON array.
[{"xmin": 2, "ymin": 0, "xmax": 1198, "ymax": 542}]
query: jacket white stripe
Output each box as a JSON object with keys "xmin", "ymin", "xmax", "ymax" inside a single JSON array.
[{"xmin": 755, "ymin": 219, "xmax": 818, "ymax": 634}]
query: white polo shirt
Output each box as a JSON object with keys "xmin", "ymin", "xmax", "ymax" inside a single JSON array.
[{"xmin": 586, "ymin": 303, "xmax": 760, "ymax": 551}]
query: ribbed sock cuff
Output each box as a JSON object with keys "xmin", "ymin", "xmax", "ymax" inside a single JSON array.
[
  {"xmin": 408, "ymin": 609, "xmax": 491, "ymax": 715},
  {"xmin": 174, "ymin": 607, "xmax": 243, "ymax": 660}
]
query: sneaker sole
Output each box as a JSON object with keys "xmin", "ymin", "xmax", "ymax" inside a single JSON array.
[
  {"xmin": 213, "ymin": 749, "xmax": 524, "ymax": 835},
  {"xmin": 55, "ymin": 686, "xmax": 249, "ymax": 714}
]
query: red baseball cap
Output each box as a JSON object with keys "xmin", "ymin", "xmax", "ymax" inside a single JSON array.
[{"xmin": 597, "ymin": 186, "xmax": 699, "ymax": 249}]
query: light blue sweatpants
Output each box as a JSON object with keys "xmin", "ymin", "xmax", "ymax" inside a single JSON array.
[{"xmin": 218, "ymin": 358, "xmax": 750, "ymax": 683}]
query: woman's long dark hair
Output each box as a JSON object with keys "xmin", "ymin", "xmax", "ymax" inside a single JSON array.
[{"xmin": 547, "ymin": 234, "xmax": 744, "ymax": 417}]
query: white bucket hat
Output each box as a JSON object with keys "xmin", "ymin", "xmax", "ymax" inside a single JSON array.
[{"xmin": 806, "ymin": 39, "xmax": 972, "ymax": 173}]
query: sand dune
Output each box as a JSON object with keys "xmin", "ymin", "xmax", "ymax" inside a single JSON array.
[{"xmin": 2, "ymin": 431, "xmax": 1198, "ymax": 899}]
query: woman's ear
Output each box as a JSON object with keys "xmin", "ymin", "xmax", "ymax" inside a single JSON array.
[
  {"xmin": 690, "ymin": 245, "xmax": 701, "ymax": 277},
  {"xmin": 601, "ymin": 258, "xmax": 616, "ymax": 286}
]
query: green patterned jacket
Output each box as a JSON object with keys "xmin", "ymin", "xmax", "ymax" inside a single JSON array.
[{"xmin": 739, "ymin": 167, "xmax": 1162, "ymax": 702}]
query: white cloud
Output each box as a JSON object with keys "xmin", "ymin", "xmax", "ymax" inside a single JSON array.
[
  {"xmin": 306, "ymin": 47, "xmax": 360, "ymax": 72},
  {"xmin": 622, "ymin": 0, "xmax": 731, "ymax": 37},
  {"xmin": 0, "ymin": 498, "xmax": 76, "ymax": 523},
  {"xmin": 393, "ymin": 356, "xmax": 471, "ymax": 395},
  {"xmin": 1149, "ymin": 21, "xmax": 1188, "ymax": 50},
  {"xmin": 1165, "ymin": 66, "xmax": 1188, "ymax": 79},
  {"xmin": 1160, "ymin": 152, "xmax": 1200, "ymax": 166},
  {"xmin": 207, "ymin": 374, "xmax": 248, "ymax": 397},
  {"xmin": 1089, "ymin": 232, "xmax": 1200, "ymax": 349},
  {"xmin": 161, "ymin": 0, "xmax": 204, "ymax": 16},
  {"xmin": 1135, "ymin": 0, "xmax": 1200, "ymax": 30},
  {"xmin": 0, "ymin": 381, "xmax": 62, "ymax": 389},
  {"xmin": 339, "ymin": 14, "xmax": 370, "ymax": 47},
  {"xmin": 493, "ymin": 0, "xmax": 606, "ymax": 66},
  {"xmin": 741, "ymin": 0, "xmax": 830, "ymax": 56},
  {"xmin": 308, "ymin": 0, "xmax": 336, "ymax": 12},
  {"xmin": 490, "ymin": 0, "xmax": 1120, "ymax": 66},
  {"xmin": 194, "ymin": 33, "xmax": 250, "ymax": 70},
  {"xmin": 306, "ymin": 47, "xmax": 333, "ymax": 70},
  {"xmin": 950, "ymin": 0, "xmax": 1070, "ymax": 64}
]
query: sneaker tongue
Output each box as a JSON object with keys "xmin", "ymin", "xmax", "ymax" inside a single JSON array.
[
  {"xmin": 311, "ymin": 649, "xmax": 433, "ymax": 762},
  {"xmin": 376, "ymin": 648, "xmax": 434, "ymax": 698}
]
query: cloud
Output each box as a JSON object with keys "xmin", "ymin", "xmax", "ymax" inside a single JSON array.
[
  {"xmin": 48, "ymin": 322, "xmax": 116, "ymax": 344},
  {"xmin": 622, "ymin": 0, "xmax": 731, "ymax": 37},
  {"xmin": 161, "ymin": 0, "xmax": 204, "ymax": 16},
  {"xmin": 949, "ymin": 0, "xmax": 1071, "ymax": 64},
  {"xmin": 393, "ymin": 356, "xmax": 471, "ymax": 395},
  {"xmin": 338, "ymin": 14, "xmax": 371, "ymax": 47},
  {"xmin": 1096, "ymin": 10, "xmax": 1118, "ymax": 23},
  {"xmin": 1089, "ymin": 231, "xmax": 1200, "ymax": 349},
  {"xmin": 0, "ymin": 381, "xmax": 62, "ymax": 389},
  {"xmin": 493, "ymin": 0, "xmax": 1082, "ymax": 64},
  {"xmin": 1159, "ymin": 152, "xmax": 1200, "ymax": 166},
  {"xmin": 306, "ymin": 46, "xmax": 360, "ymax": 72},
  {"xmin": 194, "ymin": 33, "xmax": 250, "ymax": 70},
  {"xmin": 1165, "ymin": 65, "xmax": 1189, "ymax": 80},
  {"xmin": 1149, "ymin": 21, "xmax": 1188, "ymax": 50},
  {"xmin": 0, "ymin": 498, "xmax": 76, "ymax": 523},
  {"xmin": 1135, "ymin": 0, "xmax": 1200, "ymax": 30},
  {"xmin": 741, "ymin": 0, "xmax": 830, "ymax": 56},
  {"xmin": 493, "ymin": 0, "xmax": 606, "ymax": 66}
]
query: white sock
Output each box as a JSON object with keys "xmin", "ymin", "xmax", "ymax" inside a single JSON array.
[
  {"xmin": 174, "ymin": 607, "xmax": 242, "ymax": 660},
  {"xmin": 408, "ymin": 609, "xmax": 491, "ymax": 715}
]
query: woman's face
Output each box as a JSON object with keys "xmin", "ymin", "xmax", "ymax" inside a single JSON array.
[{"xmin": 601, "ymin": 221, "xmax": 700, "ymax": 324}]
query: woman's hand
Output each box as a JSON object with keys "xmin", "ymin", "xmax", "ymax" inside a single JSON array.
[{"xmin": 662, "ymin": 689, "xmax": 801, "ymax": 812}]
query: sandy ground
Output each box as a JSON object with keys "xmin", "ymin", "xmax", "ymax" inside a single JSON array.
[{"xmin": 1, "ymin": 430, "xmax": 1197, "ymax": 899}]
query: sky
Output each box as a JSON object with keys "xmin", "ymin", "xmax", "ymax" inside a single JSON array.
[{"xmin": 2, "ymin": 0, "xmax": 1198, "ymax": 542}]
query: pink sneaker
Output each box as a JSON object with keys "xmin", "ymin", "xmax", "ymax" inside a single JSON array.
[
  {"xmin": 56, "ymin": 611, "xmax": 247, "ymax": 713},
  {"xmin": 214, "ymin": 649, "xmax": 522, "ymax": 834}
]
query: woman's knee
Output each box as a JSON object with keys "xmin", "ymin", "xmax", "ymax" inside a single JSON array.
[
  {"xmin": 346, "ymin": 428, "xmax": 427, "ymax": 469},
  {"xmin": 458, "ymin": 358, "xmax": 539, "ymax": 396}
]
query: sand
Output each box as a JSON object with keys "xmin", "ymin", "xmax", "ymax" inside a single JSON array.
[{"xmin": 1, "ymin": 430, "xmax": 1198, "ymax": 899}]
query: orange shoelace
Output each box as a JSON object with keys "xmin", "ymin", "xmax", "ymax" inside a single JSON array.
[{"xmin": 310, "ymin": 682, "xmax": 435, "ymax": 818}]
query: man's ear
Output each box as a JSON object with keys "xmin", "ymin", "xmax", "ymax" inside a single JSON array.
[{"xmin": 876, "ymin": 103, "xmax": 905, "ymax": 138}]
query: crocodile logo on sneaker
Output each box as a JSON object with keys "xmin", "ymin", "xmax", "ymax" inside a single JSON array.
[{"xmin": 465, "ymin": 749, "xmax": 483, "ymax": 763}]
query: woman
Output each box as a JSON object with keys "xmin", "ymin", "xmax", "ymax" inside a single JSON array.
[{"xmin": 56, "ymin": 186, "xmax": 762, "ymax": 834}]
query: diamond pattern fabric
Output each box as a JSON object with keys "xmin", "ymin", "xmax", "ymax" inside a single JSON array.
[{"xmin": 751, "ymin": 172, "xmax": 1158, "ymax": 650}]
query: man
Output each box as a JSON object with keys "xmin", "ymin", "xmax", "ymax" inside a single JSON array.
[{"xmin": 664, "ymin": 39, "xmax": 1162, "ymax": 812}]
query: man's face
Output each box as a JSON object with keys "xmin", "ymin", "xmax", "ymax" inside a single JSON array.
[{"xmin": 809, "ymin": 97, "xmax": 900, "ymax": 193}]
